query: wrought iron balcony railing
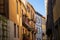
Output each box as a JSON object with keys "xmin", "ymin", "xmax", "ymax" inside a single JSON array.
[{"xmin": 22, "ymin": 15, "xmax": 34, "ymax": 31}]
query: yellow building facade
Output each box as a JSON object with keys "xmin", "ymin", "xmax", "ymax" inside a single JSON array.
[
  {"xmin": 27, "ymin": 2, "xmax": 36, "ymax": 40},
  {"xmin": 9, "ymin": 0, "xmax": 23, "ymax": 40},
  {"xmin": 20, "ymin": 1, "xmax": 37, "ymax": 40},
  {"xmin": 42, "ymin": 17, "xmax": 46, "ymax": 40},
  {"xmin": 0, "ymin": 0, "xmax": 37, "ymax": 40},
  {"xmin": 0, "ymin": 0, "xmax": 22, "ymax": 40}
]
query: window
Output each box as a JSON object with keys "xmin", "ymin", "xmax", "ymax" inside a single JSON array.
[
  {"xmin": 38, "ymin": 28, "xmax": 40, "ymax": 34},
  {"xmin": 32, "ymin": 13, "xmax": 34, "ymax": 19},
  {"xmin": 27, "ymin": 6, "xmax": 30, "ymax": 12},
  {"xmin": 17, "ymin": 25, "xmax": 19, "ymax": 38},
  {"xmin": 23, "ymin": 28, "xmax": 24, "ymax": 34},
  {"xmin": 59, "ymin": 18, "xmax": 60, "ymax": 25},
  {"xmin": 14, "ymin": 23, "xmax": 16, "ymax": 37},
  {"xmin": 22, "ymin": 10, "xmax": 23, "ymax": 14},
  {"xmin": 37, "ymin": 28, "xmax": 39, "ymax": 34},
  {"xmin": 37, "ymin": 27, "xmax": 41, "ymax": 34},
  {"xmin": 31, "ymin": 11, "xmax": 32, "ymax": 18},
  {"xmin": 22, "ymin": 9, "xmax": 25, "ymax": 15}
]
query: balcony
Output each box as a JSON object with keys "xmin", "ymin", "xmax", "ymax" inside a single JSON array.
[
  {"xmin": 22, "ymin": 14, "xmax": 34, "ymax": 31},
  {"xmin": 31, "ymin": 28, "xmax": 37, "ymax": 34},
  {"xmin": 30, "ymin": 18, "xmax": 36, "ymax": 23}
]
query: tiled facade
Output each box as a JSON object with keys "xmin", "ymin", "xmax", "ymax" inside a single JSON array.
[{"xmin": 35, "ymin": 12, "xmax": 42, "ymax": 40}]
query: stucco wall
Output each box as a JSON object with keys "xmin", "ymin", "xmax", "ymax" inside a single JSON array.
[{"xmin": 7, "ymin": 20, "xmax": 19, "ymax": 40}]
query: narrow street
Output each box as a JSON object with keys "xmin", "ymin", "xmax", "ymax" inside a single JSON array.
[{"xmin": 0, "ymin": 0, "xmax": 60, "ymax": 40}]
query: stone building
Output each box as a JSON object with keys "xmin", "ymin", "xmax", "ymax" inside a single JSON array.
[{"xmin": 46, "ymin": 0, "xmax": 60, "ymax": 40}]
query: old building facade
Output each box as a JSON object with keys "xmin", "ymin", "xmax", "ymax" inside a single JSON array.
[
  {"xmin": 46, "ymin": 0, "xmax": 60, "ymax": 40},
  {"xmin": 42, "ymin": 17, "xmax": 46, "ymax": 40},
  {"xmin": 0, "ymin": 0, "xmax": 37, "ymax": 40},
  {"xmin": 35, "ymin": 12, "xmax": 42, "ymax": 40},
  {"xmin": 0, "ymin": 0, "xmax": 21, "ymax": 40},
  {"xmin": 53, "ymin": 0, "xmax": 60, "ymax": 40}
]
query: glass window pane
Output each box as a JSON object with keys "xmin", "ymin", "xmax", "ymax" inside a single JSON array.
[{"xmin": 14, "ymin": 23, "xmax": 16, "ymax": 37}]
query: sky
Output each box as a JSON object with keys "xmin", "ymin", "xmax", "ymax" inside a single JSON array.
[{"xmin": 27, "ymin": 0, "xmax": 46, "ymax": 17}]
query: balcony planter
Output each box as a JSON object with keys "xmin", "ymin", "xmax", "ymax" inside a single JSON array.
[
  {"xmin": 32, "ymin": 28, "xmax": 37, "ymax": 34},
  {"xmin": 22, "ymin": 14, "xmax": 36, "ymax": 32},
  {"xmin": 22, "ymin": 16, "xmax": 33, "ymax": 31}
]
